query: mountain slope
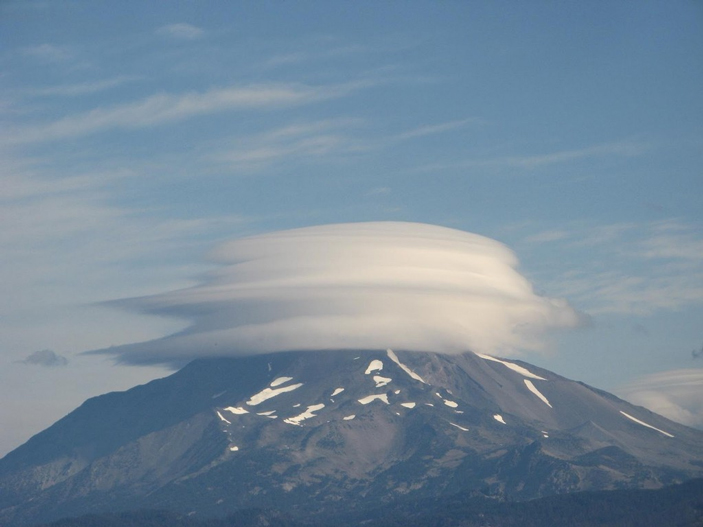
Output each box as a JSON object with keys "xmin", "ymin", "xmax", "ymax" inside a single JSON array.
[
  {"xmin": 2, "ymin": 349, "xmax": 702, "ymax": 526},
  {"xmin": 32, "ymin": 478, "xmax": 703, "ymax": 527}
]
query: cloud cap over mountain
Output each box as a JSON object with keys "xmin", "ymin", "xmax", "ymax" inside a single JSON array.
[{"xmin": 97, "ymin": 222, "xmax": 583, "ymax": 365}]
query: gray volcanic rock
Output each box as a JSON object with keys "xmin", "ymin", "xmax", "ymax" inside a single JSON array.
[{"xmin": 1, "ymin": 349, "xmax": 702, "ymax": 526}]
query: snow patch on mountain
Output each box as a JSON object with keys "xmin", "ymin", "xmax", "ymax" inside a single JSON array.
[
  {"xmin": 450, "ymin": 423, "xmax": 469, "ymax": 431},
  {"xmin": 386, "ymin": 349, "xmax": 427, "ymax": 383},
  {"xmin": 401, "ymin": 402, "xmax": 416, "ymax": 409},
  {"xmin": 358, "ymin": 394, "xmax": 389, "ymax": 405},
  {"xmin": 224, "ymin": 406, "xmax": 249, "ymax": 415},
  {"xmin": 365, "ymin": 360, "xmax": 383, "ymax": 374},
  {"xmin": 620, "ymin": 411, "xmax": 674, "ymax": 438},
  {"xmin": 494, "ymin": 414, "xmax": 506, "ymax": 424},
  {"xmin": 284, "ymin": 404, "xmax": 325, "ymax": 426},
  {"xmin": 331, "ymin": 388, "xmax": 344, "ymax": 397},
  {"xmin": 373, "ymin": 375, "xmax": 392, "ymax": 387},
  {"xmin": 477, "ymin": 353, "xmax": 547, "ymax": 380},
  {"xmin": 216, "ymin": 411, "xmax": 231, "ymax": 424},
  {"xmin": 247, "ymin": 382, "xmax": 303, "ymax": 406},
  {"xmin": 524, "ymin": 379, "xmax": 552, "ymax": 408},
  {"xmin": 270, "ymin": 376, "xmax": 294, "ymax": 387}
]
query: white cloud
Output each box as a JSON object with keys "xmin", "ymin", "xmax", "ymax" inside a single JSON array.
[
  {"xmin": 546, "ymin": 270, "xmax": 703, "ymax": 316},
  {"xmin": 4, "ymin": 82, "xmax": 370, "ymax": 144},
  {"xmin": 618, "ymin": 369, "xmax": 703, "ymax": 429},
  {"xmin": 212, "ymin": 119, "xmax": 368, "ymax": 169},
  {"xmin": 395, "ymin": 119, "xmax": 477, "ymax": 141},
  {"xmin": 30, "ymin": 76, "xmax": 141, "ymax": 97},
  {"xmin": 524, "ymin": 229, "xmax": 569, "ymax": 244},
  {"xmin": 0, "ymin": 159, "xmax": 250, "ymax": 318},
  {"xmin": 156, "ymin": 23, "xmax": 204, "ymax": 40},
  {"xmin": 639, "ymin": 220, "xmax": 703, "ymax": 261},
  {"xmin": 263, "ymin": 45, "xmax": 366, "ymax": 68},
  {"xmin": 95, "ymin": 222, "xmax": 583, "ymax": 366},
  {"xmin": 496, "ymin": 141, "xmax": 648, "ymax": 169},
  {"xmin": 212, "ymin": 117, "xmax": 480, "ymax": 171},
  {"xmin": 523, "ymin": 220, "xmax": 703, "ymax": 316},
  {"xmin": 21, "ymin": 43, "xmax": 73, "ymax": 62},
  {"xmin": 414, "ymin": 140, "xmax": 650, "ymax": 173},
  {"xmin": 568, "ymin": 223, "xmax": 636, "ymax": 247},
  {"xmin": 366, "ymin": 187, "xmax": 391, "ymax": 197}
]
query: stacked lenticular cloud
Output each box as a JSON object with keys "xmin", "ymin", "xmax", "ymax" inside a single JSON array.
[{"xmin": 99, "ymin": 222, "xmax": 582, "ymax": 365}]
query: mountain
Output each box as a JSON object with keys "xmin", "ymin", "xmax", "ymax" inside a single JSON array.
[
  {"xmin": 35, "ymin": 478, "xmax": 703, "ymax": 527},
  {"xmin": 2, "ymin": 349, "xmax": 703, "ymax": 526}
]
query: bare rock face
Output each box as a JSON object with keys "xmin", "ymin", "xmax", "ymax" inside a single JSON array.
[{"xmin": 2, "ymin": 349, "xmax": 703, "ymax": 526}]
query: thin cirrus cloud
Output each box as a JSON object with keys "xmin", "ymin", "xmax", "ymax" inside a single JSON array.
[
  {"xmin": 526, "ymin": 220, "xmax": 703, "ymax": 316},
  {"xmin": 263, "ymin": 45, "xmax": 368, "ymax": 68},
  {"xmin": 494, "ymin": 140, "xmax": 648, "ymax": 169},
  {"xmin": 21, "ymin": 44, "xmax": 73, "ymax": 62},
  {"xmin": 93, "ymin": 222, "xmax": 584, "ymax": 367},
  {"xmin": 155, "ymin": 23, "xmax": 204, "ymax": 40},
  {"xmin": 618, "ymin": 369, "xmax": 703, "ymax": 429},
  {"xmin": 413, "ymin": 140, "xmax": 649, "ymax": 173},
  {"xmin": 212, "ymin": 119, "xmax": 368, "ymax": 169},
  {"xmin": 30, "ymin": 76, "xmax": 142, "ymax": 97},
  {"xmin": 212, "ymin": 117, "xmax": 475, "ymax": 171},
  {"xmin": 394, "ymin": 118, "xmax": 478, "ymax": 141},
  {"xmin": 4, "ymin": 81, "xmax": 370, "ymax": 145}
]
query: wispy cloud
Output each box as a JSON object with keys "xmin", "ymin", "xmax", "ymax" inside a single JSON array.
[
  {"xmin": 0, "ymin": 167, "xmax": 127, "ymax": 201},
  {"xmin": 0, "ymin": 159, "xmax": 251, "ymax": 318},
  {"xmin": 494, "ymin": 141, "xmax": 648, "ymax": 169},
  {"xmin": 30, "ymin": 76, "xmax": 141, "ymax": 97},
  {"xmin": 523, "ymin": 220, "xmax": 703, "ymax": 316},
  {"xmin": 569, "ymin": 223, "xmax": 637, "ymax": 247},
  {"xmin": 618, "ymin": 369, "xmax": 703, "ymax": 429},
  {"xmin": 212, "ymin": 116, "xmax": 480, "ymax": 171},
  {"xmin": 21, "ymin": 43, "xmax": 73, "ymax": 62},
  {"xmin": 524, "ymin": 229, "xmax": 569, "ymax": 244},
  {"xmin": 4, "ymin": 81, "xmax": 371, "ymax": 145},
  {"xmin": 264, "ymin": 44, "xmax": 367, "ymax": 68},
  {"xmin": 212, "ymin": 119, "xmax": 369, "ymax": 170},
  {"xmin": 156, "ymin": 23, "xmax": 204, "ymax": 40},
  {"xmin": 548, "ymin": 270, "xmax": 703, "ymax": 316},
  {"xmin": 394, "ymin": 118, "xmax": 477, "ymax": 141},
  {"xmin": 366, "ymin": 187, "xmax": 391, "ymax": 197},
  {"xmin": 639, "ymin": 220, "xmax": 703, "ymax": 261},
  {"xmin": 526, "ymin": 223, "xmax": 636, "ymax": 247},
  {"xmin": 415, "ymin": 140, "xmax": 650, "ymax": 173}
]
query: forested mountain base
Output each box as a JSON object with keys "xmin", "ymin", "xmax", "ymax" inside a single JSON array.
[{"xmin": 38, "ymin": 478, "xmax": 703, "ymax": 527}]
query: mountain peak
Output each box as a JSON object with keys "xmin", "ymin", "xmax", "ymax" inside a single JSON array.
[{"xmin": 2, "ymin": 349, "xmax": 702, "ymax": 526}]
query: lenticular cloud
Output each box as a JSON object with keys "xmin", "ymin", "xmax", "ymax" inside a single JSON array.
[{"xmin": 100, "ymin": 222, "xmax": 582, "ymax": 365}]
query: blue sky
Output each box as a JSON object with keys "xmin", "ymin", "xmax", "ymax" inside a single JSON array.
[{"xmin": 1, "ymin": 0, "xmax": 702, "ymax": 456}]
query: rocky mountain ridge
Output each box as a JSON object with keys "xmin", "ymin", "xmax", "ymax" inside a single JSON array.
[{"xmin": 2, "ymin": 349, "xmax": 702, "ymax": 526}]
